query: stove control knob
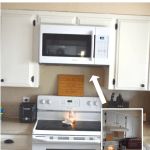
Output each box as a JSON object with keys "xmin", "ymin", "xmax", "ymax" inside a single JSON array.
[
  {"xmin": 46, "ymin": 99, "xmax": 51, "ymax": 104},
  {"xmin": 40, "ymin": 99, "xmax": 46, "ymax": 104},
  {"xmin": 87, "ymin": 101, "xmax": 91, "ymax": 106},
  {"xmin": 93, "ymin": 101, "xmax": 98, "ymax": 106},
  {"xmin": 39, "ymin": 99, "xmax": 43, "ymax": 104}
]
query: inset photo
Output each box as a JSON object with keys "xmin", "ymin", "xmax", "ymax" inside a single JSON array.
[{"xmin": 102, "ymin": 108, "xmax": 143, "ymax": 150}]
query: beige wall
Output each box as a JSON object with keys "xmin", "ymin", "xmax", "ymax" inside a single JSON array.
[
  {"xmin": 2, "ymin": 3, "xmax": 150, "ymax": 15},
  {"xmin": 2, "ymin": 65, "xmax": 150, "ymax": 119},
  {"xmin": 1, "ymin": 3, "xmax": 150, "ymax": 120}
]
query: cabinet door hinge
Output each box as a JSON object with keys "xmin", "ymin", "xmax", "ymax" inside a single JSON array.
[
  {"xmin": 33, "ymin": 20, "xmax": 36, "ymax": 26},
  {"xmin": 115, "ymin": 23, "xmax": 118, "ymax": 30},
  {"xmin": 31, "ymin": 76, "xmax": 34, "ymax": 82},
  {"xmin": 112, "ymin": 78, "xmax": 115, "ymax": 85},
  {"xmin": 104, "ymin": 112, "xmax": 107, "ymax": 124}
]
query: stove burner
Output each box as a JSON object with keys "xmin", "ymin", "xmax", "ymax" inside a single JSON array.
[{"xmin": 62, "ymin": 122, "xmax": 71, "ymax": 128}]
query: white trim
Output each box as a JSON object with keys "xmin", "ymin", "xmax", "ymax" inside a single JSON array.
[{"xmin": 102, "ymin": 108, "xmax": 143, "ymax": 150}]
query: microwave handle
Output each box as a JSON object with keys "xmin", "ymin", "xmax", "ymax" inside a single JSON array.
[{"xmin": 91, "ymin": 30, "xmax": 95, "ymax": 61}]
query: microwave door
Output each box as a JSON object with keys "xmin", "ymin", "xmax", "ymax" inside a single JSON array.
[{"xmin": 39, "ymin": 25, "xmax": 95, "ymax": 64}]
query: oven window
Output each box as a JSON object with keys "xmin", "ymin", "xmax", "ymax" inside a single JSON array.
[{"xmin": 42, "ymin": 34, "xmax": 91, "ymax": 58}]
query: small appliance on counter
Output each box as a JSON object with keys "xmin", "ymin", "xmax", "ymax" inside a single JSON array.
[
  {"xmin": 19, "ymin": 98, "xmax": 37, "ymax": 123},
  {"xmin": 108, "ymin": 93, "xmax": 129, "ymax": 108},
  {"xmin": 119, "ymin": 138, "xmax": 142, "ymax": 149}
]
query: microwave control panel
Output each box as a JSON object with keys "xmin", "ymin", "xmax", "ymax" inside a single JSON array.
[
  {"xmin": 95, "ymin": 35, "xmax": 109, "ymax": 58},
  {"xmin": 95, "ymin": 27, "xmax": 110, "ymax": 65}
]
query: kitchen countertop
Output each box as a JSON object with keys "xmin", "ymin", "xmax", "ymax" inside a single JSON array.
[
  {"xmin": 1, "ymin": 118, "xmax": 34, "ymax": 150},
  {"xmin": 1, "ymin": 119, "xmax": 150, "ymax": 149},
  {"xmin": 1, "ymin": 118, "xmax": 34, "ymax": 135},
  {"xmin": 1, "ymin": 119, "xmax": 150, "ymax": 136}
]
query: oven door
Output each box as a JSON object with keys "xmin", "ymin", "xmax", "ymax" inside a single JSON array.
[{"xmin": 39, "ymin": 24, "xmax": 95, "ymax": 65}]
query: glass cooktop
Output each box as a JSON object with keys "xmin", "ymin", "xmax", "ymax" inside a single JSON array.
[{"xmin": 36, "ymin": 120, "xmax": 101, "ymax": 131}]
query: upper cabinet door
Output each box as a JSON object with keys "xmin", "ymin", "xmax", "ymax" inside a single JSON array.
[
  {"xmin": 105, "ymin": 111, "xmax": 117, "ymax": 127},
  {"xmin": 126, "ymin": 115, "xmax": 133, "ymax": 138},
  {"xmin": 116, "ymin": 113, "xmax": 126, "ymax": 128},
  {"xmin": 1, "ymin": 11, "xmax": 39, "ymax": 87},
  {"xmin": 38, "ymin": 13, "xmax": 76, "ymax": 25},
  {"xmin": 115, "ymin": 19, "xmax": 150, "ymax": 90},
  {"xmin": 77, "ymin": 14, "xmax": 115, "ymax": 27}
]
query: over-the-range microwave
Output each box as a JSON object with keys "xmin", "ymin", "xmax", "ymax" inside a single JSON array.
[{"xmin": 39, "ymin": 24, "xmax": 114, "ymax": 65}]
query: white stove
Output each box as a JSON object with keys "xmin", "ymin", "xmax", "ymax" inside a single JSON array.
[{"xmin": 32, "ymin": 95, "xmax": 101, "ymax": 150}]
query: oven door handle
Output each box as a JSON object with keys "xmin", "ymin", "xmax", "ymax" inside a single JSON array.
[
  {"xmin": 33, "ymin": 136, "xmax": 101, "ymax": 144},
  {"xmin": 33, "ymin": 136, "xmax": 51, "ymax": 143}
]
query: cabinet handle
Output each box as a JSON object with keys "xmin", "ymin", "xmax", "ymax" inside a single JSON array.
[
  {"xmin": 1, "ymin": 79, "xmax": 4, "ymax": 82},
  {"xmin": 31, "ymin": 76, "xmax": 34, "ymax": 82},
  {"xmin": 33, "ymin": 20, "xmax": 36, "ymax": 26},
  {"xmin": 140, "ymin": 84, "xmax": 145, "ymax": 87},
  {"xmin": 4, "ymin": 139, "xmax": 14, "ymax": 144}
]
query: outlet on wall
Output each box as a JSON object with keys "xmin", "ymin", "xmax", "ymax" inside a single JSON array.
[{"xmin": 22, "ymin": 96, "xmax": 30, "ymax": 102}]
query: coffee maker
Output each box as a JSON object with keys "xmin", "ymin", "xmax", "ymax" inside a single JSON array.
[{"xmin": 19, "ymin": 97, "xmax": 37, "ymax": 123}]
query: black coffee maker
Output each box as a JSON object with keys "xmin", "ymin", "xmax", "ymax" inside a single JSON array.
[
  {"xmin": 108, "ymin": 93, "xmax": 129, "ymax": 108},
  {"xmin": 19, "ymin": 100, "xmax": 37, "ymax": 123}
]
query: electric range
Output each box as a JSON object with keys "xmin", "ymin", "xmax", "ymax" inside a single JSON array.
[{"xmin": 32, "ymin": 95, "xmax": 102, "ymax": 150}]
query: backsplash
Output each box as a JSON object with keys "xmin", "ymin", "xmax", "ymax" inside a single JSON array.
[{"xmin": 1, "ymin": 65, "xmax": 150, "ymax": 119}]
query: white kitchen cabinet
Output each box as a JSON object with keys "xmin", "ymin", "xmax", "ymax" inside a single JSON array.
[
  {"xmin": 132, "ymin": 116, "xmax": 141, "ymax": 137},
  {"xmin": 126, "ymin": 115, "xmax": 133, "ymax": 137},
  {"xmin": 104, "ymin": 111, "xmax": 126, "ymax": 128},
  {"xmin": 126, "ymin": 115, "xmax": 141, "ymax": 138},
  {"xmin": 1, "ymin": 10, "xmax": 39, "ymax": 87},
  {"xmin": 116, "ymin": 113, "xmax": 126, "ymax": 128},
  {"xmin": 37, "ymin": 12, "xmax": 76, "ymax": 24},
  {"xmin": 103, "ymin": 110, "xmax": 142, "ymax": 138},
  {"xmin": 113, "ymin": 17, "xmax": 150, "ymax": 90},
  {"xmin": 38, "ymin": 12, "xmax": 115, "ymax": 27},
  {"xmin": 1, "ymin": 135, "xmax": 32, "ymax": 150},
  {"xmin": 77, "ymin": 14, "xmax": 115, "ymax": 26},
  {"xmin": 104, "ymin": 111, "xmax": 116, "ymax": 127}
]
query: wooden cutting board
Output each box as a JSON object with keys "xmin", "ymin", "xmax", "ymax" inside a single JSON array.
[{"xmin": 58, "ymin": 74, "xmax": 84, "ymax": 96}]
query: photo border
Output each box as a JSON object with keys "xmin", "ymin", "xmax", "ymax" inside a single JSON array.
[{"xmin": 101, "ymin": 108, "xmax": 143, "ymax": 150}]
